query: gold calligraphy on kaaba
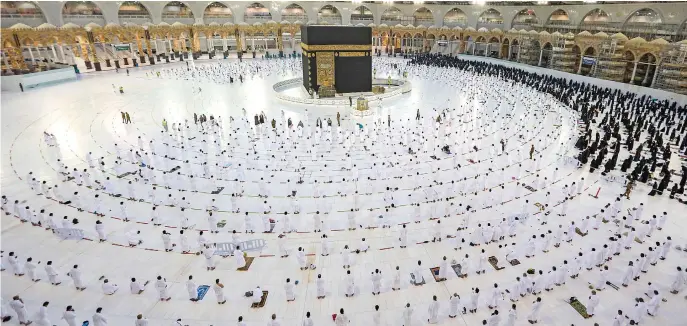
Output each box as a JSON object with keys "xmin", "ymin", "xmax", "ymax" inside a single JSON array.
[
  {"xmin": 301, "ymin": 43, "xmax": 372, "ymax": 51},
  {"xmin": 316, "ymin": 52, "xmax": 334, "ymax": 87},
  {"xmin": 337, "ymin": 52, "xmax": 368, "ymax": 57}
]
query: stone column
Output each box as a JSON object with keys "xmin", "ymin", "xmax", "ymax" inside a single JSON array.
[
  {"xmin": 60, "ymin": 45, "xmax": 66, "ymax": 62},
  {"xmin": 577, "ymin": 56, "xmax": 583, "ymax": 74},
  {"xmin": 649, "ymin": 62, "xmax": 659, "ymax": 87},
  {"xmin": 28, "ymin": 46, "xmax": 36, "ymax": 65},
  {"xmin": 538, "ymin": 48, "xmax": 544, "ymax": 66},
  {"xmin": 3, "ymin": 54, "xmax": 10, "ymax": 71},
  {"xmin": 630, "ymin": 61, "xmax": 638, "ymax": 83}
]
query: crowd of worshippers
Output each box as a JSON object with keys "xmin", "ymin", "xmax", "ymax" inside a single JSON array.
[{"xmin": 409, "ymin": 53, "xmax": 687, "ymax": 203}]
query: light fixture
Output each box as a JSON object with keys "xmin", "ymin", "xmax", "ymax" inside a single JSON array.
[
  {"xmin": 473, "ymin": 0, "xmax": 486, "ymax": 5},
  {"xmin": 382, "ymin": 0, "xmax": 394, "ymax": 5},
  {"xmin": 537, "ymin": 0, "xmax": 548, "ymax": 4},
  {"xmin": 413, "ymin": 0, "xmax": 425, "ymax": 4}
]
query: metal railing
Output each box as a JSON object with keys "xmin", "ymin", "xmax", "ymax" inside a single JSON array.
[{"xmin": 0, "ymin": 13, "xmax": 45, "ymax": 18}]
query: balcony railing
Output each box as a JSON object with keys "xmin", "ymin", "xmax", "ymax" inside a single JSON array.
[
  {"xmin": 244, "ymin": 15, "xmax": 272, "ymax": 24},
  {"xmin": 443, "ymin": 20, "xmax": 467, "ymax": 28},
  {"xmin": 282, "ymin": 14, "xmax": 307, "ymax": 22},
  {"xmin": 476, "ymin": 22, "xmax": 504, "ymax": 30},
  {"xmin": 0, "ymin": 13, "xmax": 45, "ymax": 18}
]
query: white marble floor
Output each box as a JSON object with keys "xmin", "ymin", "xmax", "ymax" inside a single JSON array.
[{"xmin": 1, "ymin": 57, "xmax": 686, "ymax": 326}]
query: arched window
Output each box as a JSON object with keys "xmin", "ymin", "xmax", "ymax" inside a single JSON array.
[
  {"xmin": 477, "ymin": 9, "xmax": 503, "ymax": 30},
  {"xmin": 623, "ymin": 8, "xmax": 665, "ymax": 39},
  {"xmin": 580, "ymin": 9, "xmax": 611, "ymax": 32},
  {"xmin": 443, "ymin": 8, "xmax": 467, "ymax": 28},
  {"xmin": 204, "ymin": 2, "xmax": 233, "ymax": 24},
  {"xmin": 381, "ymin": 7, "xmax": 403, "ymax": 26},
  {"xmin": 62, "ymin": 1, "xmax": 104, "ymax": 26},
  {"xmin": 244, "ymin": 3, "xmax": 271, "ymax": 23},
  {"xmin": 413, "ymin": 7, "xmax": 433, "ymax": 26},
  {"xmin": 318, "ymin": 5, "xmax": 341, "ymax": 25},
  {"xmin": 544, "ymin": 9, "xmax": 571, "ymax": 33},
  {"xmin": 351, "ymin": 6, "xmax": 373, "ymax": 25},
  {"xmin": 281, "ymin": 3, "xmax": 307, "ymax": 23},
  {"xmin": 512, "ymin": 9, "xmax": 538, "ymax": 31},
  {"xmin": 1, "ymin": 1, "xmax": 46, "ymax": 28},
  {"xmin": 118, "ymin": 1, "xmax": 152, "ymax": 25}
]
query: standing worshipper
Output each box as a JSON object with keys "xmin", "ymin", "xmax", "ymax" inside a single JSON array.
[
  {"xmin": 427, "ymin": 295, "xmax": 440, "ymax": 324},
  {"xmin": 62, "ymin": 305, "xmax": 77, "ymax": 326},
  {"xmin": 92, "ymin": 307, "xmax": 107, "ymax": 326},
  {"xmin": 587, "ymin": 290, "xmax": 600, "ymax": 317},
  {"xmin": 213, "ymin": 279, "xmax": 227, "ymax": 304},
  {"xmin": 527, "ymin": 297, "xmax": 542, "ymax": 324},
  {"xmin": 9, "ymin": 296, "xmax": 30, "ymax": 326}
]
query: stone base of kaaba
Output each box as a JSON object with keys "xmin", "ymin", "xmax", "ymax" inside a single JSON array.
[{"xmin": 318, "ymin": 86, "xmax": 336, "ymax": 98}]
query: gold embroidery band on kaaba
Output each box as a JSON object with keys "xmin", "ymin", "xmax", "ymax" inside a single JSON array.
[
  {"xmin": 336, "ymin": 52, "xmax": 367, "ymax": 57},
  {"xmin": 301, "ymin": 43, "xmax": 372, "ymax": 51}
]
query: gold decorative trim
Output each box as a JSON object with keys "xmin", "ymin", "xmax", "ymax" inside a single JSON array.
[
  {"xmin": 301, "ymin": 43, "xmax": 371, "ymax": 51},
  {"xmin": 316, "ymin": 51, "xmax": 335, "ymax": 87},
  {"xmin": 337, "ymin": 51, "xmax": 367, "ymax": 57}
]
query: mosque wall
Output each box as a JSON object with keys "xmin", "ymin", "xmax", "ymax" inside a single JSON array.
[{"xmin": 1, "ymin": 1, "xmax": 686, "ymax": 95}]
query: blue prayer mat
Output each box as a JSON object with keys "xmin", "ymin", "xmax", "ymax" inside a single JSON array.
[{"xmin": 197, "ymin": 285, "xmax": 210, "ymax": 300}]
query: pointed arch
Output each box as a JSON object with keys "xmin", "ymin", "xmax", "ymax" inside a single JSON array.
[
  {"xmin": 162, "ymin": 1, "xmax": 194, "ymax": 24},
  {"xmin": 580, "ymin": 8, "xmax": 611, "ymax": 32},
  {"xmin": 512, "ymin": 8, "xmax": 538, "ymax": 31},
  {"xmin": 204, "ymin": 2, "xmax": 233, "ymax": 24},
  {"xmin": 477, "ymin": 8, "xmax": 503, "ymax": 30},
  {"xmin": 62, "ymin": 1, "xmax": 104, "ymax": 26},
  {"xmin": 1, "ymin": 1, "xmax": 46, "ymax": 28},
  {"xmin": 118, "ymin": 1, "xmax": 152, "ymax": 25},
  {"xmin": 281, "ymin": 3, "xmax": 307, "ymax": 23},
  {"xmin": 413, "ymin": 7, "xmax": 434, "ymax": 27},
  {"xmin": 381, "ymin": 6, "xmax": 403, "ymax": 26},
  {"xmin": 351, "ymin": 5, "xmax": 373, "ymax": 25},
  {"xmin": 244, "ymin": 2, "xmax": 271, "ymax": 23},
  {"xmin": 318, "ymin": 4, "xmax": 342, "ymax": 25},
  {"xmin": 443, "ymin": 8, "xmax": 467, "ymax": 28}
]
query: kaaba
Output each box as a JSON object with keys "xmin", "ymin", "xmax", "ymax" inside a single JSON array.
[{"xmin": 301, "ymin": 25, "xmax": 372, "ymax": 95}]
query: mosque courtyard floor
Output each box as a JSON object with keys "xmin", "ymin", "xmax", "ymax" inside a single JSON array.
[{"xmin": 1, "ymin": 57, "xmax": 686, "ymax": 326}]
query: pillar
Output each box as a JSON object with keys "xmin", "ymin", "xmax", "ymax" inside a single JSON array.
[
  {"xmin": 3, "ymin": 54, "xmax": 10, "ymax": 71},
  {"xmin": 28, "ymin": 46, "xmax": 36, "ymax": 64},
  {"xmin": 59, "ymin": 45, "xmax": 66, "ymax": 63},
  {"xmin": 485, "ymin": 44, "xmax": 489, "ymax": 57},
  {"xmin": 538, "ymin": 48, "xmax": 544, "ymax": 66},
  {"xmin": 650, "ymin": 61, "xmax": 659, "ymax": 87},
  {"xmin": 51, "ymin": 45, "xmax": 58, "ymax": 62},
  {"xmin": 630, "ymin": 61, "xmax": 638, "ymax": 84},
  {"xmin": 577, "ymin": 57, "xmax": 583, "ymax": 74}
]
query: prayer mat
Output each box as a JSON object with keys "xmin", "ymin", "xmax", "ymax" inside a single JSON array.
[
  {"xmin": 575, "ymin": 228, "xmax": 588, "ymax": 237},
  {"xmin": 216, "ymin": 220, "xmax": 226, "ymax": 228},
  {"xmin": 167, "ymin": 166, "xmax": 180, "ymax": 173},
  {"xmin": 410, "ymin": 273, "xmax": 425, "ymax": 286},
  {"xmin": 451, "ymin": 264, "xmax": 464, "ymax": 277},
  {"xmin": 117, "ymin": 172, "xmax": 135, "ymax": 178},
  {"xmin": 211, "ymin": 187, "xmax": 225, "ymax": 195},
  {"xmin": 430, "ymin": 267, "xmax": 445, "ymax": 282},
  {"xmin": 509, "ymin": 259, "xmax": 521, "ymax": 266},
  {"xmin": 566, "ymin": 298, "xmax": 590, "ymax": 319},
  {"xmin": 522, "ymin": 184, "xmax": 537, "ymax": 192},
  {"xmin": 237, "ymin": 257, "xmax": 255, "ymax": 271},
  {"xmin": 488, "ymin": 256, "xmax": 505, "ymax": 271},
  {"xmin": 197, "ymin": 285, "xmax": 210, "ymax": 300},
  {"xmin": 251, "ymin": 291, "xmax": 269, "ymax": 308}
]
